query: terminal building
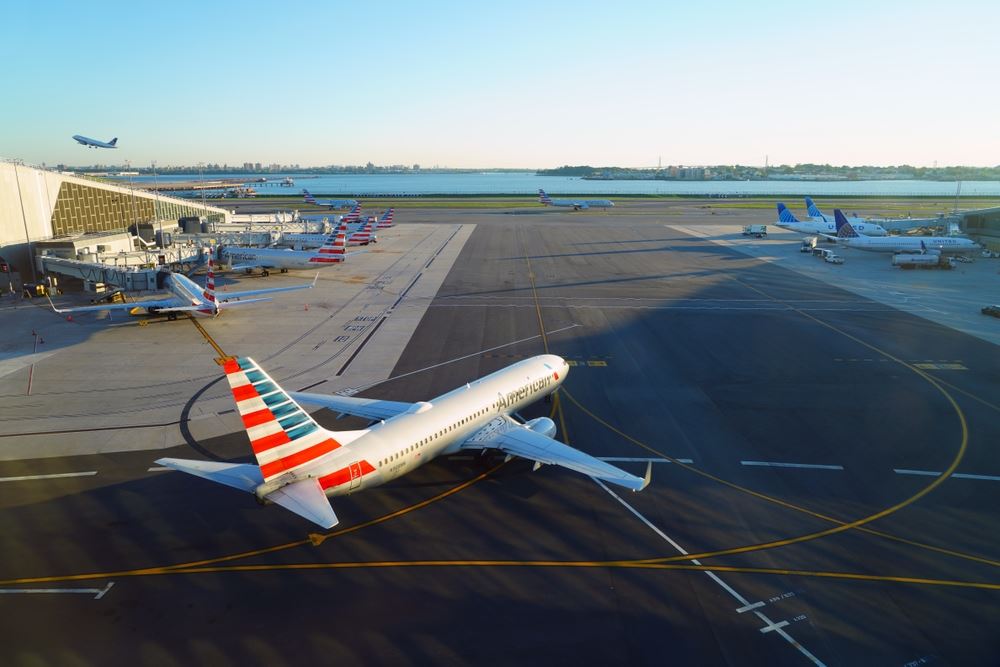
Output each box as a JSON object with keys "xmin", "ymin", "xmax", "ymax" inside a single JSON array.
[
  {"xmin": 958, "ymin": 207, "xmax": 1000, "ymax": 254},
  {"xmin": 0, "ymin": 160, "xmax": 230, "ymax": 289}
]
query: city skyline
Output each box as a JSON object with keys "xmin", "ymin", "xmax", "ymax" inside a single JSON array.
[{"xmin": 2, "ymin": 1, "xmax": 999, "ymax": 168}]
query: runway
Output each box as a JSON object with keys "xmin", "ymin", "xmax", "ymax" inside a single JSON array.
[{"xmin": 2, "ymin": 205, "xmax": 999, "ymax": 665}]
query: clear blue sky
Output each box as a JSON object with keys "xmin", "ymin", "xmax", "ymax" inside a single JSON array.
[{"xmin": 2, "ymin": 0, "xmax": 998, "ymax": 168}]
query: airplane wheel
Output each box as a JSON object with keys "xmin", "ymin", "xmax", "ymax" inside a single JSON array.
[
  {"xmin": 262, "ymin": 270, "xmax": 270, "ymax": 277},
  {"xmin": 280, "ymin": 268, "xmax": 288, "ymax": 273},
  {"xmin": 167, "ymin": 312, "xmax": 177, "ymax": 321}
]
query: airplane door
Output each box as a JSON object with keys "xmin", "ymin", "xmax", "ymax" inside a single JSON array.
[{"xmin": 349, "ymin": 462, "xmax": 363, "ymax": 490}]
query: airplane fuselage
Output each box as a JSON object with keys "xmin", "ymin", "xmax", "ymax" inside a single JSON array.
[
  {"xmin": 290, "ymin": 355, "xmax": 569, "ymax": 498},
  {"xmin": 837, "ymin": 236, "xmax": 979, "ymax": 254},
  {"xmin": 220, "ymin": 245, "xmax": 343, "ymax": 270},
  {"xmin": 72, "ymin": 134, "xmax": 117, "ymax": 149},
  {"xmin": 777, "ymin": 220, "xmax": 888, "ymax": 236}
]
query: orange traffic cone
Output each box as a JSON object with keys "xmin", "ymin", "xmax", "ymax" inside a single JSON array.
[
  {"xmin": 66, "ymin": 315, "xmax": 73, "ymax": 322},
  {"xmin": 304, "ymin": 303, "xmax": 309, "ymax": 311}
]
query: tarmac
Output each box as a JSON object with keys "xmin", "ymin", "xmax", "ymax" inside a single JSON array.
[{"xmin": 1, "ymin": 201, "xmax": 999, "ymax": 666}]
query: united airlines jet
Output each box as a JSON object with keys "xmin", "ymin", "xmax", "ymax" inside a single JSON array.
[
  {"xmin": 72, "ymin": 135, "xmax": 118, "ymax": 149},
  {"xmin": 775, "ymin": 203, "xmax": 887, "ymax": 236},
  {"xmin": 538, "ymin": 189, "xmax": 614, "ymax": 210},
  {"xmin": 48, "ymin": 255, "xmax": 315, "ymax": 320},
  {"xmin": 824, "ymin": 210, "xmax": 979, "ymax": 254},
  {"xmin": 158, "ymin": 355, "xmax": 651, "ymax": 528}
]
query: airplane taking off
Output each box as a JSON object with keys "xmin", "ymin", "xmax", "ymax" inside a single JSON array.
[
  {"xmin": 72, "ymin": 135, "xmax": 118, "ymax": 149},
  {"xmin": 157, "ymin": 354, "xmax": 651, "ymax": 528},
  {"xmin": 775, "ymin": 203, "xmax": 887, "ymax": 236},
  {"xmin": 538, "ymin": 189, "xmax": 614, "ymax": 210},
  {"xmin": 220, "ymin": 231, "xmax": 363, "ymax": 275},
  {"xmin": 302, "ymin": 189, "xmax": 357, "ymax": 209},
  {"xmin": 48, "ymin": 254, "xmax": 315, "ymax": 320},
  {"xmin": 824, "ymin": 210, "xmax": 979, "ymax": 254}
]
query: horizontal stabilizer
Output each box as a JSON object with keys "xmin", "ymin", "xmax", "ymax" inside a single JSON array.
[
  {"xmin": 266, "ymin": 478, "xmax": 339, "ymax": 528},
  {"xmin": 215, "ymin": 297, "xmax": 273, "ymax": 308},
  {"xmin": 289, "ymin": 392, "xmax": 415, "ymax": 421},
  {"xmin": 155, "ymin": 457, "xmax": 263, "ymax": 492}
]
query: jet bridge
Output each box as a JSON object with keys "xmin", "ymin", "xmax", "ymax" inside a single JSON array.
[{"xmin": 36, "ymin": 256, "xmax": 160, "ymax": 291}]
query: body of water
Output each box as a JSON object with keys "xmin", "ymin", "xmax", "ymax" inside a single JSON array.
[{"xmin": 109, "ymin": 172, "xmax": 1000, "ymax": 197}]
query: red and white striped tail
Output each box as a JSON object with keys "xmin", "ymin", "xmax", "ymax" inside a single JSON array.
[
  {"xmin": 376, "ymin": 208, "xmax": 394, "ymax": 228},
  {"xmin": 223, "ymin": 357, "xmax": 344, "ymax": 482},
  {"xmin": 311, "ymin": 233, "xmax": 347, "ymax": 263},
  {"xmin": 342, "ymin": 203, "xmax": 362, "ymax": 223},
  {"xmin": 203, "ymin": 251, "xmax": 217, "ymax": 303}
]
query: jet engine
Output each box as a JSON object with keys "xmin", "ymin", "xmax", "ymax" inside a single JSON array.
[{"xmin": 524, "ymin": 417, "xmax": 557, "ymax": 439}]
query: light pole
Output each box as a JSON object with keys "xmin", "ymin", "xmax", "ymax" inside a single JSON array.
[
  {"xmin": 198, "ymin": 161, "xmax": 208, "ymax": 220},
  {"xmin": 152, "ymin": 160, "xmax": 162, "ymax": 246},
  {"xmin": 126, "ymin": 159, "xmax": 138, "ymax": 227}
]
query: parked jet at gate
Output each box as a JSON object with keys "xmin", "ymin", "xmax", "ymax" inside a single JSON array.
[
  {"xmin": 538, "ymin": 189, "xmax": 614, "ymax": 210},
  {"xmin": 824, "ymin": 210, "xmax": 979, "ymax": 254},
  {"xmin": 72, "ymin": 135, "xmax": 118, "ymax": 149},
  {"xmin": 157, "ymin": 354, "xmax": 651, "ymax": 528},
  {"xmin": 220, "ymin": 231, "xmax": 363, "ymax": 275},
  {"xmin": 48, "ymin": 255, "xmax": 315, "ymax": 320},
  {"xmin": 775, "ymin": 203, "xmax": 887, "ymax": 236},
  {"xmin": 280, "ymin": 219, "xmax": 378, "ymax": 249},
  {"xmin": 805, "ymin": 197, "xmax": 868, "ymax": 226},
  {"xmin": 302, "ymin": 189, "xmax": 357, "ymax": 209}
]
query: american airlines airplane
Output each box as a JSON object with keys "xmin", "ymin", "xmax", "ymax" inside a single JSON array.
[
  {"xmin": 72, "ymin": 135, "xmax": 118, "ymax": 149},
  {"xmin": 775, "ymin": 203, "xmax": 888, "ymax": 236},
  {"xmin": 825, "ymin": 210, "xmax": 979, "ymax": 254},
  {"xmin": 48, "ymin": 255, "xmax": 315, "ymax": 320},
  {"xmin": 157, "ymin": 354, "xmax": 651, "ymax": 528},
  {"xmin": 220, "ymin": 231, "xmax": 363, "ymax": 275},
  {"xmin": 280, "ymin": 218, "xmax": 378, "ymax": 249},
  {"xmin": 302, "ymin": 189, "xmax": 357, "ymax": 209},
  {"xmin": 538, "ymin": 189, "xmax": 614, "ymax": 210}
]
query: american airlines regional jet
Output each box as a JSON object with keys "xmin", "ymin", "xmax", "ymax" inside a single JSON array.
[
  {"xmin": 157, "ymin": 354, "xmax": 651, "ymax": 528},
  {"xmin": 538, "ymin": 189, "xmax": 614, "ymax": 210},
  {"xmin": 220, "ymin": 231, "xmax": 363, "ymax": 275},
  {"xmin": 48, "ymin": 255, "xmax": 315, "ymax": 320},
  {"xmin": 302, "ymin": 189, "xmax": 357, "ymax": 209}
]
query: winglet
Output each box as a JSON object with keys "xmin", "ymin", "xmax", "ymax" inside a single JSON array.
[
  {"xmin": 46, "ymin": 294, "xmax": 65, "ymax": 313},
  {"xmin": 637, "ymin": 461, "xmax": 653, "ymax": 492}
]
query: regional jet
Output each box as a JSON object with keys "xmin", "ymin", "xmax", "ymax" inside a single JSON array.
[
  {"xmin": 48, "ymin": 255, "xmax": 315, "ymax": 320},
  {"xmin": 775, "ymin": 203, "xmax": 887, "ymax": 236},
  {"xmin": 823, "ymin": 210, "xmax": 979, "ymax": 254},
  {"xmin": 220, "ymin": 231, "xmax": 363, "ymax": 275},
  {"xmin": 538, "ymin": 189, "xmax": 614, "ymax": 210},
  {"xmin": 158, "ymin": 354, "xmax": 650, "ymax": 528},
  {"xmin": 280, "ymin": 218, "xmax": 378, "ymax": 249},
  {"xmin": 72, "ymin": 135, "xmax": 118, "ymax": 149},
  {"xmin": 302, "ymin": 189, "xmax": 358, "ymax": 209}
]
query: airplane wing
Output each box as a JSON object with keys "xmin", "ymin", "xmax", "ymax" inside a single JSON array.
[
  {"xmin": 266, "ymin": 478, "xmax": 339, "ymax": 528},
  {"xmin": 155, "ymin": 458, "xmax": 263, "ymax": 492},
  {"xmin": 288, "ymin": 392, "xmax": 415, "ymax": 421},
  {"xmin": 221, "ymin": 273, "xmax": 318, "ymax": 300},
  {"xmin": 462, "ymin": 417, "xmax": 651, "ymax": 492},
  {"xmin": 47, "ymin": 295, "xmax": 179, "ymax": 314}
]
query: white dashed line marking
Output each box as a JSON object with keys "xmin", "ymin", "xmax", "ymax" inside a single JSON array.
[{"xmin": 0, "ymin": 471, "xmax": 97, "ymax": 483}]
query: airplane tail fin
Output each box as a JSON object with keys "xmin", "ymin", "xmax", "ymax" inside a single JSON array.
[
  {"xmin": 313, "ymin": 232, "xmax": 347, "ymax": 262},
  {"xmin": 202, "ymin": 250, "xmax": 219, "ymax": 313},
  {"xmin": 776, "ymin": 203, "xmax": 799, "ymax": 223},
  {"xmin": 303, "ymin": 189, "xmax": 316, "ymax": 203},
  {"xmin": 158, "ymin": 356, "xmax": 373, "ymax": 528},
  {"xmin": 109, "ymin": 138, "xmax": 118, "ymax": 147},
  {"xmin": 805, "ymin": 197, "xmax": 823, "ymax": 218},
  {"xmin": 342, "ymin": 202, "xmax": 361, "ymax": 223},
  {"xmin": 834, "ymin": 210, "xmax": 859, "ymax": 238},
  {"xmin": 539, "ymin": 189, "xmax": 553, "ymax": 205},
  {"xmin": 222, "ymin": 358, "xmax": 368, "ymax": 479},
  {"xmin": 377, "ymin": 208, "xmax": 394, "ymax": 227}
]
